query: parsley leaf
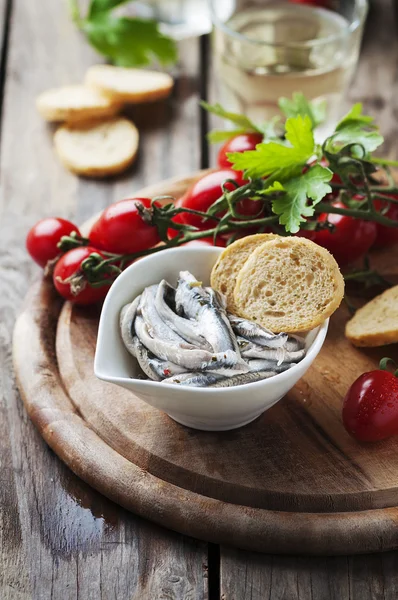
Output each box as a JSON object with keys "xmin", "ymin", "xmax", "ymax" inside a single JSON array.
[
  {"xmin": 269, "ymin": 165, "xmax": 333, "ymax": 233},
  {"xmin": 207, "ymin": 128, "xmax": 251, "ymax": 143},
  {"xmin": 200, "ymin": 101, "xmax": 260, "ymax": 132},
  {"xmin": 71, "ymin": 0, "xmax": 177, "ymax": 67},
  {"xmin": 327, "ymin": 103, "xmax": 384, "ymax": 155},
  {"xmin": 278, "ymin": 92, "xmax": 326, "ymax": 129},
  {"xmin": 88, "ymin": 0, "xmax": 130, "ymax": 18},
  {"xmin": 228, "ymin": 115, "xmax": 315, "ymax": 179}
]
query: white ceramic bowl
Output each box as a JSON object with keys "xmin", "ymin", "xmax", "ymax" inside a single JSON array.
[{"xmin": 95, "ymin": 246, "xmax": 329, "ymax": 431}]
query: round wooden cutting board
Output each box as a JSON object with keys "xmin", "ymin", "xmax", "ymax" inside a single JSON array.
[{"xmin": 13, "ymin": 173, "xmax": 398, "ymax": 556}]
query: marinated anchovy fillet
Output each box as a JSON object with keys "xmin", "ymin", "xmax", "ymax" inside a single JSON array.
[
  {"xmin": 132, "ymin": 336, "xmax": 162, "ymax": 382},
  {"xmin": 285, "ymin": 335, "xmax": 306, "ymax": 352},
  {"xmin": 241, "ymin": 342, "xmax": 306, "ymax": 364},
  {"xmin": 120, "ymin": 295, "xmax": 141, "ymax": 357},
  {"xmin": 155, "ymin": 280, "xmax": 212, "ymax": 350},
  {"xmin": 148, "ymin": 357, "xmax": 187, "ymax": 379},
  {"xmin": 228, "ymin": 315, "xmax": 288, "ymax": 348},
  {"xmin": 247, "ymin": 359, "xmax": 295, "ymax": 374},
  {"xmin": 119, "ymin": 270, "xmax": 308, "ymax": 388},
  {"xmin": 176, "ymin": 271, "xmax": 239, "ymax": 353},
  {"xmin": 163, "ymin": 372, "xmax": 226, "ymax": 387},
  {"xmin": 139, "ymin": 285, "xmax": 188, "ymax": 345},
  {"xmin": 135, "ymin": 316, "xmax": 214, "ymax": 370},
  {"xmin": 209, "ymin": 371, "xmax": 277, "ymax": 388}
]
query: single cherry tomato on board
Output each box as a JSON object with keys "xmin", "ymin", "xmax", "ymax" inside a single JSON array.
[
  {"xmin": 298, "ymin": 201, "xmax": 377, "ymax": 267},
  {"xmin": 217, "ymin": 133, "xmax": 263, "ymax": 169},
  {"xmin": 374, "ymin": 196, "xmax": 398, "ymax": 247},
  {"xmin": 53, "ymin": 246, "xmax": 110, "ymax": 306},
  {"xmin": 26, "ymin": 217, "xmax": 81, "ymax": 268},
  {"xmin": 343, "ymin": 367, "xmax": 398, "ymax": 442},
  {"xmin": 89, "ymin": 197, "xmax": 160, "ymax": 255}
]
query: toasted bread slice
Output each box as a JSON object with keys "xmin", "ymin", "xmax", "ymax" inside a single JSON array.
[
  {"xmin": 233, "ymin": 237, "xmax": 344, "ymax": 333},
  {"xmin": 85, "ymin": 65, "xmax": 173, "ymax": 103},
  {"xmin": 54, "ymin": 117, "xmax": 139, "ymax": 178},
  {"xmin": 346, "ymin": 286, "xmax": 398, "ymax": 347},
  {"xmin": 211, "ymin": 234, "xmax": 278, "ymax": 313},
  {"xmin": 36, "ymin": 85, "xmax": 121, "ymax": 123}
]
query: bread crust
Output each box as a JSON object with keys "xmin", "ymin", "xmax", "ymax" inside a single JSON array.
[
  {"xmin": 345, "ymin": 286, "xmax": 398, "ymax": 347},
  {"xmin": 54, "ymin": 118, "xmax": 139, "ymax": 178},
  {"xmin": 36, "ymin": 85, "xmax": 121, "ymax": 123},
  {"xmin": 233, "ymin": 237, "xmax": 344, "ymax": 333},
  {"xmin": 85, "ymin": 65, "xmax": 173, "ymax": 103},
  {"xmin": 210, "ymin": 234, "xmax": 278, "ymax": 312}
]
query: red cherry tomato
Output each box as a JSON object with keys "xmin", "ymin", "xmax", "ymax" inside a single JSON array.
[
  {"xmin": 180, "ymin": 169, "xmax": 250, "ymax": 229},
  {"xmin": 26, "ymin": 218, "xmax": 81, "ymax": 268},
  {"xmin": 298, "ymin": 201, "xmax": 377, "ymax": 266},
  {"xmin": 53, "ymin": 246, "xmax": 110, "ymax": 305},
  {"xmin": 374, "ymin": 196, "xmax": 398, "ymax": 247},
  {"xmin": 89, "ymin": 198, "xmax": 160, "ymax": 255},
  {"xmin": 343, "ymin": 370, "xmax": 398, "ymax": 442},
  {"xmin": 217, "ymin": 133, "xmax": 263, "ymax": 169}
]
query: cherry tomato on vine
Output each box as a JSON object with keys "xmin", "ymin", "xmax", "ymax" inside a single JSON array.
[
  {"xmin": 167, "ymin": 200, "xmax": 186, "ymax": 240},
  {"xmin": 180, "ymin": 169, "xmax": 261, "ymax": 230},
  {"xmin": 89, "ymin": 197, "xmax": 160, "ymax": 255},
  {"xmin": 217, "ymin": 133, "xmax": 263, "ymax": 169},
  {"xmin": 53, "ymin": 246, "xmax": 110, "ymax": 305},
  {"xmin": 343, "ymin": 369, "xmax": 398, "ymax": 442},
  {"xmin": 298, "ymin": 201, "xmax": 377, "ymax": 267},
  {"xmin": 179, "ymin": 170, "xmax": 244, "ymax": 228},
  {"xmin": 26, "ymin": 217, "xmax": 81, "ymax": 268},
  {"xmin": 374, "ymin": 196, "xmax": 398, "ymax": 247},
  {"xmin": 167, "ymin": 201, "xmax": 227, "ymax": 246}
]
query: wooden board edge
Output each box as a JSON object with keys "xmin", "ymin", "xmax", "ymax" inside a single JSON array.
[{"xmin": 11, "ymin": 280, "xmax": 398, "ymax": 556}]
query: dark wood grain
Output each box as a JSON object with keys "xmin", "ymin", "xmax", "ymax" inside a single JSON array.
[
  {"xmin": 220, "ymin": 548, "xmax": 398, "ymax": 600},
  {"xmin": 217, "ymin": 0, "xmax": 398, "ymax": 596},
  {"xmin": 0, "ymin": 1, "xmax": 208, "ymax": 599}
]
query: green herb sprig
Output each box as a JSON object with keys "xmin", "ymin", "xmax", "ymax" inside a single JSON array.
[{"xmin": 69, "ymin": 0, "xmax": 177, "ymax": 67}]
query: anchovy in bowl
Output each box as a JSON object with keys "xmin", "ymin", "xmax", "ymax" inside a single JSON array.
[{"xmin": 120, "ymin": 270, "xmax": 306, "ymax": 388}]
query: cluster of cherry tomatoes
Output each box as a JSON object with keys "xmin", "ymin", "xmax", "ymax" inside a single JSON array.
[{"xmin": 27, "ymin": 132, "xmax": 398, "ymax": 306}]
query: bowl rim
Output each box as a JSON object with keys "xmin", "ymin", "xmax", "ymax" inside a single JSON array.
[{"xmin": 95, "ymin": 246, "xmax": 329, "ymax": 394}]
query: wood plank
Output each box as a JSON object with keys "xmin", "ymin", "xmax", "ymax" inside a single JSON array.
[
  {"xmin": 220, "ymin": 548, "xmax": 398, "ymax": 600},
  {"xmin": 218, "ymin": 0, "xmax": 398, "ymax": 596},
  {"xmin": 0, "ymin": 0, "xmax": 208, "ymax": 598}
]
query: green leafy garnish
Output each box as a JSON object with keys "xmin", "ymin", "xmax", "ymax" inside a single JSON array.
[
  {"xmin": 326, "ymin": 103, "xmax": 384, "ymax": 155},
  {"xmin": 229, "ymin": 115, "xmax": 315, "ymax": 180},
  {"xmin": 278, "ymin": 92, "xmax": 326, "ymax": 129},
  {"xmin": 266, "ymin": 165, "xmax": 333, "ymax": 233},
  {"xmin": 200, "ymin": 101, "xmax": 261, "ymax": 143},
  {"xmin": 70, "ymin": 0, "xmax": 177, "ymax": 67},
  {"xmin": 202, "ymin": 94, "xmax": 326, "ymax": 144}
]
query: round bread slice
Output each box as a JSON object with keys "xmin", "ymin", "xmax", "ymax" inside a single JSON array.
[
  {"xmin": 346, "ymin": 286, "xmax": 398, "ymax": 347},
  {"xmin": 233, "ymin": 237, "xmax": 344, "ymax": 333},
  {"xmin": 36, "ymin": 85, "xmax": 121, "ymax": 123},
  {"xmin": 54, "ymin": 117, "xmax": 139, "ymax": 178},
  {"xmin": 211, "ymin": 234, "xmax": 279, "ymax": 313},
  {"xmin": 85, "ymin": 65, "xmax": 173, "ymax": 103}
]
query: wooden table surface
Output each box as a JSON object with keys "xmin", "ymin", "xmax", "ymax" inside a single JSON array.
[{"xmin": 1, "ymin": 0, "xmax": 398, "ymax": 598}]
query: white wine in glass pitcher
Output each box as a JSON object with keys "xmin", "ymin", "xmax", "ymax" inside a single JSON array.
[{"xmin": 209, "ymin": 0, "xmax": 368, "ymax": 136}]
